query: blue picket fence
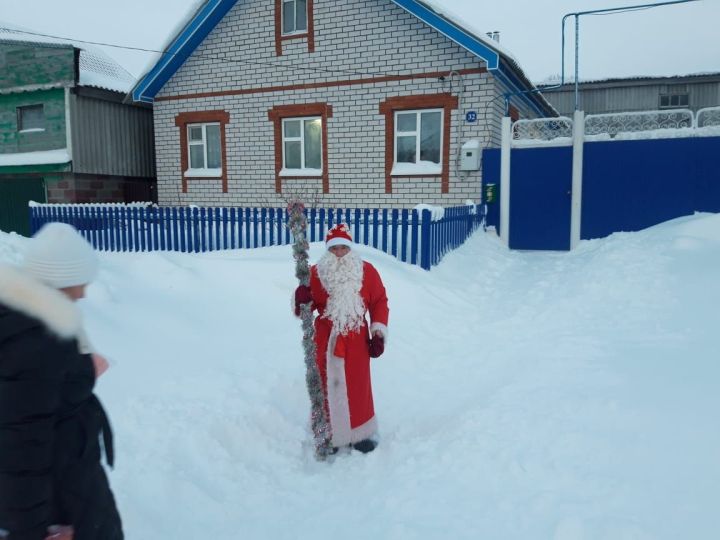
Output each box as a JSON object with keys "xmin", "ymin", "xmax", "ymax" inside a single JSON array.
[{"xmin": 29, "ymin": 203, "xmax": 484, "ymax": 270}]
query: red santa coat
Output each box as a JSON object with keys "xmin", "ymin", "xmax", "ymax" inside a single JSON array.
[{"xmin": 308, "ymin": 259, "xmax": 389, "ymax": 447}]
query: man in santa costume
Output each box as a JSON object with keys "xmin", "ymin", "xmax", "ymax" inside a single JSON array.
[{"xmin": 294, "ymin": 223, "xmax": 389, "ymax": 453}]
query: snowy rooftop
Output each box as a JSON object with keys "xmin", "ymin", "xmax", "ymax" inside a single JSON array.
[
  {"xmin": 419, "ymin": 0, "xmax": 519, "ymax": 64},
  {"xmin": 0, "ymin": 22, "xmax": 135, "ymax": 93},
  {"xmin": 537, "ymin": 71, "xmax": 720, "ymax": 87}
]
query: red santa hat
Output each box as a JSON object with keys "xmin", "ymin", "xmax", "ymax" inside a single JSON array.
[{"xmin": 325, "ymin": 223, "xmax": 353, "ymax": 249}]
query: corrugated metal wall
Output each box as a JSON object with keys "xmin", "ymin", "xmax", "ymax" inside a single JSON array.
[
  {"xmin": 70, "ymin": 94, "xmax": 155, "ymax": 177},
  {"xmin": 543, "ymin": 80, "xmax": 720, "ymax": 117}
]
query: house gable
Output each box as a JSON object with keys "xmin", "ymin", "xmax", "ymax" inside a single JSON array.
[
  {"xmin": 132, "ymin": 0, "xmax": 237, "ymax": 104},
  {"xmin": 131, "ymin": 0, "xmax": 549, "ymax": 115}
]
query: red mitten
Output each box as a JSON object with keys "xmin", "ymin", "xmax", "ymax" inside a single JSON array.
[
  {"xmin": 294, "ymin": 285, "xmax": 312, "ymax": 311},
  {"xmin": 368, "ymin": 334, "xmax": 384, "ymax": 358}
]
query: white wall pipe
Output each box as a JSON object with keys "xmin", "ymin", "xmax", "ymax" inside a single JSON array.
[
  {"xmin": 570, "ymin": 109, "xmax": 585, "ymax": 250},
  {"xmin": 499, "ymin": 116, "xmax": 512, "ymax": 247}
]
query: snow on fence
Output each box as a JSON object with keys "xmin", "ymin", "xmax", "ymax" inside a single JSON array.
[
  {"xmin": 512, "ymin": 106, "xmax": 720, "ymax": 144},
  {"xmin": 29, "ymin": 203, "xmax": 484, "ymax": 271}
]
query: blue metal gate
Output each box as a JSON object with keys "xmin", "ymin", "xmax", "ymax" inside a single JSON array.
[{"xmin": 509, "ymin": 146, "xmax": 573, "ymax": 250}]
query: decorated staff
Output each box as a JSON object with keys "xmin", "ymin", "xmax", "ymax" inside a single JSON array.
[{"xmin": 288, "ymin": 201, "xmax": 333, "ymax": 460}]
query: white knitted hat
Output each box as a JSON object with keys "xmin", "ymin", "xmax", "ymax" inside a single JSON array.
[{"xmin": 23, "ymin": 223, "xmax": 99, "ymax": 288}]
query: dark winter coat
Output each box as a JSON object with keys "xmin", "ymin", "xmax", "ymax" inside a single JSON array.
[{"xmin": 0, "ymin": 266, "xmax": 123, "ymax": 540}]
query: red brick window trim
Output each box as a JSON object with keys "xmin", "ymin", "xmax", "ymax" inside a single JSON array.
[
  {"xmin": 174, "ymin": 111, "xmax": 230, "ymax": 193},
  {"xmin": 274, "ymin": 0, "xmax": 315, "ymax": 56},
  {"xmin": 268, "ymin": 103, "xmax": 332, "ymax": 194},
  {"xmin": 379, "ymin": 94, "xmax": 459, "ymax": 194}
]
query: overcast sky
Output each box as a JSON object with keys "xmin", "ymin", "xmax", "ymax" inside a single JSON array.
[{"xmin": 1, "ymin": 0, "xmax": 719, "ymax": 83}]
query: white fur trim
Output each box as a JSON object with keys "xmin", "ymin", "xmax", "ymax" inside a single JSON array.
[
  {"xmin": 326, "ymin": 237, "xmax": 352, "ymax": 249},
  {"xmin": 325, "ymin": 330, "xmax": 378, "ymax": 447},
  {"xmin": 0, "ymin": 264, "xmax": 82, "ymax": 339},
  {"xmin": 326, "ymin": 331, "xmax": 352, "ymax": 446},
  {"xmin": 370, "ymin": 322, "xmax": 389, "ymax": 343}
]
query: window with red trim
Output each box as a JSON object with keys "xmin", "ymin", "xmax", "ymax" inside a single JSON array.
[
  {"xmin": 268, "ymin": 103, "xmax": 332, "ymax": 194},
  {"xmin": 275, "ymin": 0, "xmax": 315, "ymax": 56},
  {"xmin": 174, "ymin": 111, "xmax": 230, "ymax": 193},
  {"xmin": 379, "ymin": 94, "xmax": 458, "ymax": 194}
]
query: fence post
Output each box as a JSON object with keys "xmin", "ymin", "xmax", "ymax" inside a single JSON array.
[
  {"xmin": 570, "ymin": 109, "xmax": 585, "ymax": 250},
  {"xmin": 420, "ymin": 209, "xmax": 431, "ymax": 270},
  {"xmin": 192, "ymin": 207, "xmax": 200, "ymax": 252},
  {"xmin": 500, "ymin": 115, "xmax": 512, "ymax": 247},
  {"xmin": 260, "ymin": 207, "xmax": 267, "ymax": 247},
  {"xmin": 29, "ymin": 205, "xmax": 37, "ymax": 235},
  {"xmin": 410, "ymin": 209, "xmax": 419, "ymax": 265}
]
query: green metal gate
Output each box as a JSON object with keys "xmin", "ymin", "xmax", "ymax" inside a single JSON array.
[{"xmin": 0, "ymin": 177, "xmax": 47, "ymax": 236}]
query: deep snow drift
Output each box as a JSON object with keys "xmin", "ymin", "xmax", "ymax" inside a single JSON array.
[{"xmin": 1, "ymin": 213, "xmax": 718, "ymax": 540}]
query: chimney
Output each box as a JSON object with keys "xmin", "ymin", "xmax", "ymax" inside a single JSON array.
[{"xmin": 485, "ymin": 31, "xmax": 500, "ymax": 43}]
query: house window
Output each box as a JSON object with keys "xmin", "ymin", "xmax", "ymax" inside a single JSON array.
[
  {"xmin": 393, "ymin": 109, "xmax": 443, "ymax": 175},
  {"xmin": 282, "ymin": 117, "xmax": 322, "ymax": 173},
  {"xmin": 174, "ymin": 111, "xmax": 230, "ymax": 193},
  {"xmin": 659, "ymin": 93, "xmax": 689, "ymax": 108},
  {"xmin": 282, "ymin": 0, "xmax": 307, "ymax": 35},
  {"xmin": 379, "ymin": 93, "xmax": 459, "ymax": 194},
  {"xmin": 268, "ymin": 103, "xmax": 333, "ymax": 194},
  {"xmin": 17, "ymin": 104, "xmax": 45, "ymax": 132},
  {"xmin": 659, "ymin": 85, "xmax": 689, "ymax": 109},
  {"xmin": 275, "ymin": 0, "xmax": 315, "ymax": 55},
  {"xmin": 187, "ymin": 123, "xmax": 222, "ymax": 173}
]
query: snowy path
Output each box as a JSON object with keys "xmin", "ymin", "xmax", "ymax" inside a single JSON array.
[{"xmin": 2, "ymin": 213, "xmax": 718, "ymax": 539}]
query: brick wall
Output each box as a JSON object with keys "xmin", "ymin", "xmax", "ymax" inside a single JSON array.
[
  {"xmin": 153, "ymin": 0, "xmax": 532, "ymax": 208},
  {"xmin": 45, "ymin": 174, "xmax": 139, "ymax": 203}
]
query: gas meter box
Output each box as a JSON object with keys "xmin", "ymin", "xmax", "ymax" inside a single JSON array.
[{"xmin": 460, "ymin": 140, "xmax": 481, "ymax": 171}]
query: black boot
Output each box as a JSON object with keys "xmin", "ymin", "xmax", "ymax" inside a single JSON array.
[{"xmin": 352, "ymin": 439, "xmax": 377, "ymax": 453}]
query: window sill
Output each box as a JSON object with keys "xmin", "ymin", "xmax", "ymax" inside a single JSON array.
[
  {"xmin": 184, "ymin": 168, "xmax": 223, "ymax": 178},
  {"xmin": 19, "ymin": 128, "xmax": 46, "ymax": 133},
  {"xmin": 280, "ymin": 168, "xmax": 322, "ymax": 177},
  {"xmin": 184, "ymin": 169, "xmax": 222, "ymax": 178},
  {"xmin": 281, "ymin": 31, "xmax": 309, "ymax": 39},
  {"xmin": 391, "ymin": 163, "xmax": 442, "ymax": 176}
]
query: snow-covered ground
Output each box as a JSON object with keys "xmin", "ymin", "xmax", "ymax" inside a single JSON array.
[{"xmin": 1, "ymin": 213, "xmax": 719, "ymax": 540}]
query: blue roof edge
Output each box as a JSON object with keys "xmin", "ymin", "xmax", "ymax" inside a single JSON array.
[
  {"xmin": 131, "ymin": 0, "xmax": 551, "ymax": 116},
  {"xmin": 495, "ymin": 63, "xmax": 546, "ymax": 117},
  {"xmin": 390, "ymin": 0, "xmax": 499, "ymax": 70},
  {"xmin": 392, "ymin": 0, "xmax": 551, "ymax": 117},
  {"xmin": 131, "ymin": 0, "xmax": 238, "ymax": 103}
]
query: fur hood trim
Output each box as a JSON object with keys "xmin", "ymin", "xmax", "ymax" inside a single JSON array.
[{"xmin": 0, "ymin": 264, "xmax": 82, "ymax": 339}]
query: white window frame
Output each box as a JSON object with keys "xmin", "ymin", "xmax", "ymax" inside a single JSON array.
[
  {"xmin": 659, "ymin": 93, "xmax": 689, "ymax": 109},
  {"xmin": 281, "ymin": 0, "xmax": 308, "ymax": 36},
  {"xmin": 392, "ymin": 108, "xmax": 443, "ymax": 176},
  {"xmin": 17, "ymin": 104, "xmax": 46, "ymax": 133},
  {"xmin": 186, "ymin": 122, "xmax": 222, "ymax": 177},
  {"xmin": 280, "ymin": 116, "xmax": 322, "ymax": 176}
]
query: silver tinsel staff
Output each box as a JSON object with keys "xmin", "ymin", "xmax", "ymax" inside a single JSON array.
[{"xmin": 287, "ymin": 201, "xmax": 333, "ymax": 460}]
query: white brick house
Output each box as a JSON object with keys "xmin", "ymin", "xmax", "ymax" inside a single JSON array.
[{"xmin": 132, "ymin": 0, "xmax": 554, "ymax": 208}]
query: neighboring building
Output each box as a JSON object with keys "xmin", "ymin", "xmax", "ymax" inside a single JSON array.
[
  {"xmin": 0, "ymin": 24, "xmax": 156, "ymax": 235},
  {"xmin": 132, "ymin": 0, "xmax": 554, "ymax": 209},
  {"xmin": 539, "ymin": 72, "xmax": 720, "ymax": 117}
]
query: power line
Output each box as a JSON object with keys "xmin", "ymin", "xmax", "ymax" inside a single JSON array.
[{"xmin": 0, "ymin": 25, "xmax": 408, "ymax": 80}]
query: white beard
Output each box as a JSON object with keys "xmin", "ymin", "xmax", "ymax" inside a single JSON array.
[{"xmin": 316, "ymin": 249, "xmax": 365, "ymax": 335}]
